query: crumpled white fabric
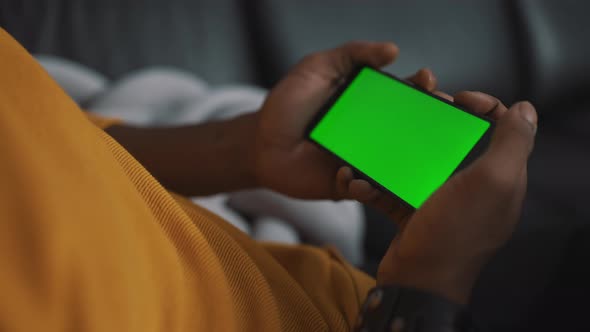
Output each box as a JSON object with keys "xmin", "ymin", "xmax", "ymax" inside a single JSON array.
[{"xmin": 37, "ymin": 56, "xmax": 365, "ymax": 265}]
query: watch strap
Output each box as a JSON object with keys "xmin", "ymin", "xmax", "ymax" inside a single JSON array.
[{"xmin": 354, "ymin": 285, "xmax": 474, "ymax": 332}]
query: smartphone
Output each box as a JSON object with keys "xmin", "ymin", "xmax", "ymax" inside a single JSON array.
[{"xmin": 306, "ymin": 66, "xmax": 492, "ymax": 210}]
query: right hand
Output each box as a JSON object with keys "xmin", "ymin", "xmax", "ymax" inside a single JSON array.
[{"xmin": 353, "ymin": 92, "xmax": 537, "ymax": 304}]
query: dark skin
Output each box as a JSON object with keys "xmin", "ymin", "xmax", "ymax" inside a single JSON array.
[
  {"xmin": 107, "ymin": 41, "xmax": 538, "ymax": 305},
  {"xmin": 106, "ymin": 113, "xmax": 258, "ymax": 196}
]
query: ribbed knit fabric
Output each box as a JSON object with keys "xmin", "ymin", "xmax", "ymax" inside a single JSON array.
[{"xmin": 0, "ymin": 29, "xmax": 375, "ymax": 331}]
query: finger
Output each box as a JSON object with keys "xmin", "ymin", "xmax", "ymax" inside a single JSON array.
[
  {"xmin": 454, "ymin": 91, "xmax": 508, "ymax": 120},
  {"xmin": 347, "ymin": 178, "xmax": 413, "ymax": 226},
  {"xmin": 348, "ymin": 178, "xmax": 381, "ymax": 202},
  {"xmin": 407, "ymin": 68, "xmax": 437, "ymax": 92},
  {"xmin": 481, "ymin": 101, "xmax": 537, "ymax": 175},
  {"xmin": 308, "ymin": 41, "xmax": 399, "ymax": 83},
  {"xmin": 336, "ymin": 166, "xmax": 382, "ymax": 202},
  {"xmin": 371, "ymin": 193, "xmax": 414, "ymax": 226},
  {"xmin": 433, "ymin": 90, "xmax": 454, "ymax": 102},
  {"xmin": 332, "ymin": 41, "xmax": 399, "ymax": 71},
  {"xmin": 335, "ymin": 166, "xmax": 355, "ymax": 199}
]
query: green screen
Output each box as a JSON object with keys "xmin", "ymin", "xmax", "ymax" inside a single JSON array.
[{"xmin": 310, "ymin": 67, "xmax": 490, "ymax": 208}]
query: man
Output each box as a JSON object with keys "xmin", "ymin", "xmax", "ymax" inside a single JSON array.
[{"xmin": 0, "ymin": 28, "xmax": 536, "ymax": 331}]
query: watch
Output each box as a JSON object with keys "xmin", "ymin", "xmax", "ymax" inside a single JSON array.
[{"xmin": 354, "ymin": 285, "xmax": 475, "ymax": 332}]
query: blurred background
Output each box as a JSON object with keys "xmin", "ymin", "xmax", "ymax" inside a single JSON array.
[{"xmin": 1, "ymin": 1, "xmax": 589, "ymax": 331}]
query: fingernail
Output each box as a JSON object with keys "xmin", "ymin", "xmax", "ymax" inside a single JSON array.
[
  {"xmin": 344, "ymin": 167, "xmax": 353, "ymax": 179},
  {"xmin": 517, "ymin": 101, "xmax": 537, "ymax": 133}
]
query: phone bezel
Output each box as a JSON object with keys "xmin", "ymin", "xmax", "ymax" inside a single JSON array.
[{"xmin": 305, "ymin": 66, "xmax": 494, "ymax": 211}]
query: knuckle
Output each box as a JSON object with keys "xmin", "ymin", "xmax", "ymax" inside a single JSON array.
[
  {"xmin": 502, "ymin": 125, "xmax": 534, "ymax": 156},
  {"xmin": 479, "ymin": 165, "xmax": 515, "ymax": 195},
  {"xmin": 342, "ymin": 40, "xmax": 364, "ymax": 49},
  {"xmin": 301, "ymin": 53, "xmax": 321, "ymax": 63},
  {"xmin": 300, "ymin": 53, "xmax": 324, "ymax": 66},
  {"xmin": 333, "ymin": 183, "xmax": 347, "ymax": 201}
]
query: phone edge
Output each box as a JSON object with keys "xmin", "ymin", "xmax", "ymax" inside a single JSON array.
[{"xmin": 305, "ymin": 65, "xmax": 494, "ymax": 210}]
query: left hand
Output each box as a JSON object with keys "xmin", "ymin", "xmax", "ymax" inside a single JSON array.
[{"xmin": 254, "ymin": 41, "xmax": 440, "ymax": 202}]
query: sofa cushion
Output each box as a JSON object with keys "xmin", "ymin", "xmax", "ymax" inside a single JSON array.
[
  {"xmin": 1, "ymin": 0, "xmax": 257, "ymax": 84},
  {"xmin": 250, "ymin": 1, "xmax": 522, "ymax": 102},
  {"xmin": 515, "ymin": 0, "xmax": 590, "ymax": 107}
]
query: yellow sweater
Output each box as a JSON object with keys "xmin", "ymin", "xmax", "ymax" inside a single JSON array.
[{"xmin": 0, "ymin": 29, "xmax": 374, "ymax": 331}]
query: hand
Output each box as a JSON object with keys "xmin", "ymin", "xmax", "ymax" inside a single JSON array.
[
  {"xmin": 254, "ymin": 41, "xmax": 439, "ymax": 199},
  {"xmin": 376, "ymin": 92, "xmax": 538, "ymax": 304}
]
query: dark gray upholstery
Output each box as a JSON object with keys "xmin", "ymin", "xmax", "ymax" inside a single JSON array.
[
  {"xmin": 0, "ymin": 0, "xmax": 257, "ymax": 84},
  {"xmin": 516, "ymin": 0, "xmax": 590, "ymax": 107},
  {"xmin": 249, "ymin": 1, "xmax": 522, "ymax": 102}
]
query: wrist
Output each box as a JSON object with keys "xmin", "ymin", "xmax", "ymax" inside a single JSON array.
[
  {"xmin": 377, "ymin": 255, "xmax": 485, "ymax": 305},
  {"xmin": 236, "ymin": 112, "xmax": 260, "ymax": 188},
  {"xmin": 106, "ymin": 112, "xmax": 261, "ymax": 196},
  {"xmin": 232, "ymin": 111, "xmax": 261, "ymax": 190},
  {"xmin": 355, "ymin": 285, "xmax": 472, "ymax": 332}
]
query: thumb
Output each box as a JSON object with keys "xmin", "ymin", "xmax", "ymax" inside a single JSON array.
[
  {"xmin": 481, "ymin": 101, "xmax": 537, "ymax": 174},
  {"xmin": 299, "ymin": 42, "xmax": 399, "ymax": 81},
  {"xmin": 327, "ymin": 41, "xmax": 399, "ymax": 74}
]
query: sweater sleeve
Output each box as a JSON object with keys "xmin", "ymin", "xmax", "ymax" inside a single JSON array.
[{"xmin": 0, "ymin": 26, "xmax": 374, "ymax": 332}]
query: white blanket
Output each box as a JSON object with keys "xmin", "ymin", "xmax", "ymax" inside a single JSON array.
[{"xmin": 37, "ymin": 55, "xmax": 365, "ymax": 265}]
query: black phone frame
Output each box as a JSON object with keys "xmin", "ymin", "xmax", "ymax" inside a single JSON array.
[{"xmin": 305, "ymin": 66, "xmax": 495, "ymax": 211}]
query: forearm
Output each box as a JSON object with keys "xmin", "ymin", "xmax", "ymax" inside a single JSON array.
[{"xmin": 105, "ymin": 112, "xmax": 259, "ymax": 196}]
